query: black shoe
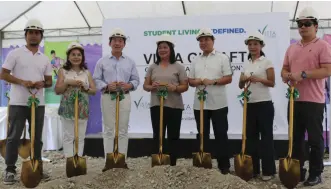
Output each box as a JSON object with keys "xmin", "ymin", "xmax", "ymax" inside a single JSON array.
[
  {"xmin": 3, "ymin": 171, "xmax": 16, "ymax": 185},
  {"xmin": 300, "ymin": 168, "xmax": 307, "ymax": 182},
  {"xmin": 253, "ymin": 174, "xmax": 260, "ymax": 179},
  {"xmin": 220, "ymin": 168, "xmax": 230, "ymax": 175},
  {"xmin": 303, "ymin": 175, "xmax": 322, "ymax": 186}
]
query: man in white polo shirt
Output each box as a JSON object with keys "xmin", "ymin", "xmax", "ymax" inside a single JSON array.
[
  {"xmin": 0, "ymin": 19, "xmax": 53, "ymax": 185},
  {"xmin": 188, "ymin": 28, "xmax": 233, "ymax": 174}
]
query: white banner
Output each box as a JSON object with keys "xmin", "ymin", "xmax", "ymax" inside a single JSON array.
[{"xmin": 102, "ymin": 13, "xmax": 291, "ymax": 139}]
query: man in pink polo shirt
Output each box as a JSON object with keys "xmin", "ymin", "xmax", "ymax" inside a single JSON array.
[{"xmin": 281, "ymin": 7, "xmax": 331, "ymax": 186}]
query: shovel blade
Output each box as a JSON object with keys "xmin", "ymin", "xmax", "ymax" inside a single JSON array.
[
  {"xmin": 103, "ymin": 152, "xmax": 127, "ymax": 172},
  {"xmin": 18, "ymin": 139, "xmax": 31, "ymax": 159},
  {"xmin": 66, "ymin": 155, "xmax": 87, "ymax": 178},
  {"xmin": 234, "ymin": 154, "xmax": 254, "ymax": 181},
  {"xmin": 21, "ymin": 159, "xmax": 41, "ymax": 188},
  {"xmin": 151, "ymin": 153, "xmax": 171, "ymax": 167},
  {"xmin": 279, "ymin": 157, "xmax": 300, "ymax": 189},
  {"xmin": 0, "ymin": 140, "xmax": 7, "ymax": 158},
  {"xmin": 192, "ymin": 152, "xmax": 212, "ymax": 169}
]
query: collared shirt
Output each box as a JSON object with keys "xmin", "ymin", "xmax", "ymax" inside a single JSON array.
[
  {"xmin": 189, "ymin": 49, "xmax": 233, "ymax": 110},
  {"xmin": 2, "ymin": 46, "xmax": 52, "ymax": 106},
  {"xmin": 283, "ymin": 37, "xmax": 331, "ymax": 103},
  {"xmin": 93, "ymin": 54, "xmax": 140, "ymax": 91},
  {"xmin": 242, "ymin": 56, "xmax": 273, "ymax": 103}
]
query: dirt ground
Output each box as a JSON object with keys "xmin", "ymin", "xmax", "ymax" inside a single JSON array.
[{"xmin": 0, "ymin": 151, "xmax": 330, "ymax": 189}]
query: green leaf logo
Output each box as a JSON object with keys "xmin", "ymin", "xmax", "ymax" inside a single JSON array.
[{"xmin": 258, "ymin": 25, "xmax": 268, "ymax": 35}]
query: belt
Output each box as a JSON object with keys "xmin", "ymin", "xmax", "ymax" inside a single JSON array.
[{"xmin": 103, "ymin": 90, "xmax": 129, "ymax": 94}]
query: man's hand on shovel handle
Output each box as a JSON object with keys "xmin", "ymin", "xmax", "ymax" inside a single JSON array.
[
  {"xmin": 107, "ymin": 82, "xmax": 118, "ymax": 92},
  {"xmin": 118, "ymin": 81, "xmax": 133, "ymax": 91},
  {"xmin": 34, "ymin": 81, "xmax": 45, "ymax": 89},
  {"xmin": 20, "ymin": 80, "xmax": 34, "ymax": 88}
]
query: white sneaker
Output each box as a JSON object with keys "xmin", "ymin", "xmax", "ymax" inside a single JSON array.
[{"xmin": 261, "ymin": 175, "xmax": 274, "ymax": 181}]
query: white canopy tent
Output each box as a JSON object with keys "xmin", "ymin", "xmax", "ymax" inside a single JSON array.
[
  {"xmin": 0, "ymin": 1, "xmax": 330, "ymax": 49},
  {"xmin": 1, "ymin": 1, "xmax": 331, "ymax": 39}
]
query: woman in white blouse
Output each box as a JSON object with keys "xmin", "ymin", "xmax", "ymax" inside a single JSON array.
[
  {"xmin": 55, "ymin": 42, "xmax": 96, "ymax": 158},
  {"xmin": 239, "ymin": 32, "xmax": 276, "ymax": 181}
]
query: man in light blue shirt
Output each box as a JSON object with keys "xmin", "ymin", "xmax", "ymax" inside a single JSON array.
[{"xmin": 93, "ymin": 28, "xmax": 139, "ymax": 171}]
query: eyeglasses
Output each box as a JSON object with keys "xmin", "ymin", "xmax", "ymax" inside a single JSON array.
[{"xmin": 297, "ymin": 22, "xmax": 313, "ymax": 28}]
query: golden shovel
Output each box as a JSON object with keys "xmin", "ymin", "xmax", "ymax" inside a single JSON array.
[
  {"xmin": 279, "ymin": 83, "xmax": 300, "ymax": 189},
  {"xmin": 21, "ymin": 89, "xmax": 42, "ymax": 188},
  {"xmin": 66, "ymin": 89, "xmax": 87, "ymax": 178},
  {"xmin": 0, "ymin": 94, "xmax": 10, "ymax": 158},
  {"xmin": 234, "ymin": 80, "xmax": 253, "ymax": 181},
  {"xmin": 192, "ymin": 86, "xmax": 212, "ymax": 168},
  {"xmin": 103, "ymin": 86, "xmax": 127, "ymax": 171},
  {"xmin": 152, "ymin": 83, "xmax": 171, "ymax": 167}
]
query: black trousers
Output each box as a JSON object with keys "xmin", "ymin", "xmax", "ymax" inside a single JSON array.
[
  {"xmin": 5, "ymin": 105, "xmax": 45, "ymax": 173},
  {"xmin": 289, "ymin": 101, "xmax": 324, "ymax": 177},
  {"xmin": 246, "ymin": 101, "xmax": 276, "ymax": 176},
  {"xmin": 194, "ymin": 107, "xmax": 230, "ymax": 170},
  {"xmin": 150, "ymin": 106, "xmax": 182, "ymax": 166}
]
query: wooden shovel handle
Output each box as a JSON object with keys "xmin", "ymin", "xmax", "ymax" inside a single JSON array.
[
  {"xmin": 199, "ymin": 98, "xmax": 204, "ymax": 153},
  {"xmin": 27, "ymin": 88, "xmax": 39, "ymax": 160},
  {"xmin": 74, "ymin": 91, "xmax": 79, "ymax": 155},
  {"xmin": 159, "ymin": 96, "xmax": 164, "ymax": 154},
  {"xmin": 156, "ymin": 82, "xmax": 167, "ymax": 154},
  {"xmin": 241, "ymin": 94, "xmax": 248, "ymax": 154},
  {"xmin": 288, "ymin": 86, "xmax": 294, "ymax": 158},
  {"xmin": 30, "ymin": 95, "xmax": 36, "ymax": 160},
  {"xmin": 241, "ymin": 81, "xmax": 250, "ymax": 155},
  {"xmin": 114, "ymin": 92, "xmax": 120, "ymax": 153}
]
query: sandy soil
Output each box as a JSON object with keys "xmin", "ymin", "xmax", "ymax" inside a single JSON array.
[{"xmin": 0, "ymin": 151, "xmax": 330, "ymax": 189}]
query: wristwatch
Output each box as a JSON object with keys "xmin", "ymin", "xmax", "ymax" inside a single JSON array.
[
  {"xmin": 301, "ymin": 71, "xmax": 307, "ymax": 79},
  {"xmin": 213, "ymin": 80, "xmax": 218, "ymax": 85}
]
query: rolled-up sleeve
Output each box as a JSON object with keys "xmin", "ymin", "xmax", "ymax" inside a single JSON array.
[
  {"xmin": 129, "ymin": 60, "xmax": 140, "ymax": 91},
  {"xmin": 93, "ymin": 58, "xmax": 108, "ymax": 90}
]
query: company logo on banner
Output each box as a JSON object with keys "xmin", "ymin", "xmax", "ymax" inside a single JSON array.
[{"xmin": 258, "ymin": 25, "xmax": 277, "ymax": 38}]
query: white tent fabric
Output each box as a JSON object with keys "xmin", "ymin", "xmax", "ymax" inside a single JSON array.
[{"xmin": 1, "ymin": 1, "xmax": 331, "ymax": 32}]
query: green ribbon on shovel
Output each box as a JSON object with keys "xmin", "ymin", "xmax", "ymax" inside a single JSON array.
[
  {"xmin": 237, "ymin": 89, "xmax": 252, "ymax": 101},
  {"xmin": 68, "ymin": 89, "xmax": 86, "ymax": 104},
  {"xmin": 27, "ymin": 96, "xmax": 40, "ymax": 108},
  {"xmin": 156, "ymin": 86, "xmax": 168, "ymax": 99},
  {"xmin": 110, "ymin": 88, "xmax": 125, "ymax": 101},
  {"xmin": 286, "ymin": 87, "xmax": 300, "ymax": 100},
  {"xmin": 5, "ymin": 90, "xmax": 10, "ymax": 99},
  {"xmin": 197, "ymin": 87, "xmax": 208, "ymax": 101}
]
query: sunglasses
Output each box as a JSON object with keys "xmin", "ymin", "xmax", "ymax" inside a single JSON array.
[{"xmin": 297, "ymin": 22, "xmax": 313, "ymax": 28}]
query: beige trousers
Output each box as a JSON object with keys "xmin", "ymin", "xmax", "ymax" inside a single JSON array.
[
  {"xmin": 101, "ymin": 93, "xmax": 131, "ymax": 159},
  {"xmin": 61, "ymin": 117, "xmax": 87, "ymax": 157}
]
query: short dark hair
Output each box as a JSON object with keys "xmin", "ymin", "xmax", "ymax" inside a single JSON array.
[
  {"xmin": 51, "ymin": 50, "xmax": 55, "ymax": 54},
  {"xmin": 63, "ymin": 48, "xmax": 88, "ymax": 71},
  {"xmin": 155, "ymin": 41, "xmax": 176, "ymax": 65}
]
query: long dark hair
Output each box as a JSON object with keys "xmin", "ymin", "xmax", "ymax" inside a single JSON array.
[
  {"xmin": 62, "ymin": 48, "xmax": 88, "ymax": 71},
  {"xmin": 247, "ymin": 40, "xmax": 265, "ymax": 60},
  {"xmin": 155, "ymin": 41, "xmax": 176, "ymax": 65}
]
